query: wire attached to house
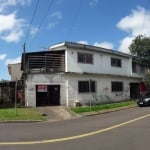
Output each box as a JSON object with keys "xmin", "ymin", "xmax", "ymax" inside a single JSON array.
[
  {"xmin": 24, "ymin": 0, "xmax": 40, "ymax": 44},
  {"xmin": 28, "ymin": 0, "xmax": 54, "ymax": 49}
]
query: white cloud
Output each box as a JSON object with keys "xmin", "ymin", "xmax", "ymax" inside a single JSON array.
[
  {"xmin": 118, "ymin": 37, "xmax": 134, "ymax": 53},
  {"xmin": 117, "ymin": 7, "xmax": 150, "ymax": 53},
  {"xmin": 0, "ymin": 54, "xmax": 7, "ymax": 60},
  {"xmin": 94, "ymin": 41, "xmax": 114, "ymax": 49},
  {"xmin": 50, "ymin": 11, "xmax": 62, "ymax": 19},
  {"xmin": 89, "ymin": 0, "xmax": 99, "ymax": 7},
  {"xmin": 30, "ymin": 26, "xmax": 38, "ymax": 38},
  {"xmin": 0, "ymin": 12, "xmax": 25, "ymax": 42},
  {"xmin": 77, "ymin": 40, "xmax": 89, "ymax": 45},
  {"xmin": 0, "ymin": 0, "xmax": 31, "ymax": 13},
  {"xmin": 5, "ymin": 56, "xmax": 21, "ymax": 65},
  {"xmin": 77, "ymin": 40, "xmax": 114, "ymax": 49}
]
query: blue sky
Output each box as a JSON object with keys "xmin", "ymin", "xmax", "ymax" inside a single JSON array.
[{"xmin": 0, "ymin": 0, "xmax": 150, "ymax": 80}]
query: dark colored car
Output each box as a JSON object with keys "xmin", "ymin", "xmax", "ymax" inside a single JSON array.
[{"xmin": 137, "ymin": 91, "xmax": 150, "ymax": 107}]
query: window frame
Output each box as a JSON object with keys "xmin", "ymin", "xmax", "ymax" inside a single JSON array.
[
  {"xmin": 78, "ymin": 80, "xmax": 96, "ymax": 93},
  {"xmin": 111, "ymin": 57, "xmax": 122, "ymax": 68},
  {"xmin": 111, "ymin": 81, "xmax": 123, "ymax": 92},
  {"xmin": 78, "ymin": 52, "xmax": 93, "ymax": 64}
]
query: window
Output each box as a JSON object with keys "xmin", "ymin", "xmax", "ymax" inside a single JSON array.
[
  {"xmin": 132, "ymin": 62, "xmax": 137, "ymax": 73},
  {"xmin": 111, "ymin": 58, "xmax": 122, "ymax": 67},
  {"xmin": 78, "ymin": 80, "xmax": 96, "ymax": 93},
  {"xmin": 140, "ymin": 65, "xmax": 145, "ymax": 74},
  {"xmin": 111, "ymin": 82, "xmax": 123, "ymax": 92},
  {"xmin": 78, "ymin": 52, "xmax": 93, "ymax": 64}
]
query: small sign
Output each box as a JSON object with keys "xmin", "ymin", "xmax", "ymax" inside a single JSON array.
[{"xmin": 37, "ymin": 85, "xmax": 47, "ymax": 92}]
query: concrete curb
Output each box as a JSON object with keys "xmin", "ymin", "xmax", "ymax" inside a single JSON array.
[
  {"xmin": 0, "ymin": 105, "xmax": 137, "ymax": 123},
  {"xmin": 0, "ymin": 120, "xmax": 43, "ymax": 123},
  {"xmin": 80, "ymin": 105, "xmax": 137, "ymax": 117}
]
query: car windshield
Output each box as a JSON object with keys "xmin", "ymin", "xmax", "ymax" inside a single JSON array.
[{"xmin": 144, "ymin": 92, "xmax": 150, "ymax": 97}]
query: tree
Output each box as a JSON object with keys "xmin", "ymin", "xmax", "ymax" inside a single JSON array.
[
  {"xmin": 129, "ymin": 35, "xmax": 150, "ymax": 89},
  {"xmin": 129, "ymin": 35, "xmax": 150, "ymax": 67}
]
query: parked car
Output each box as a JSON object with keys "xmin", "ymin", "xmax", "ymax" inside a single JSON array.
[{"xmin": 137, "ymin": 91, "xmax": 150, "ymax": 107}]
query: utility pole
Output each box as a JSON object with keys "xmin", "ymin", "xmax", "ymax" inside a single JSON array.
[
  {"xmin": 23, "ymin": 43, "xmax": 26, "ymax": 106},
  {"xmin": 89, "ymin": 79, "xmax": 92, "ymax": 111},
  {"xmin": 15, "ymin": 78, "xmax": 18, "ymax": 116}
]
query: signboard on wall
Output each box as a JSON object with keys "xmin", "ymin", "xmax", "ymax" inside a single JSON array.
[{"xmin": 37, "ymin": 85, "xmax": 47, "ymax": 92}]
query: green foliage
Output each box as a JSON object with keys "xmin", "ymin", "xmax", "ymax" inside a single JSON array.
[
  {"xmin": 129, "ymin": 35, "xmax": 150, "ymax": 67},
  {"xmin": 145, "ymin": 73, "xmax": 150, "ymax": 89},
  {"xmin": 71, "ymin": 101, "xmax": 136, "ymax": 114},
  {"xmin": 0, "ymin": 108, "xmax": 45, "ymax": 121}
]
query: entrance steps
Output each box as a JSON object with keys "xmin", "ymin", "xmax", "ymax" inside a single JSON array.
[{"xmin": 38, "ymin": 106, "xmax": 78, "ymax": 122}]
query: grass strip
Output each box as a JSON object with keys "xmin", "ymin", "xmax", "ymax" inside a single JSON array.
[
  {"xmin": 71, "ymin": 101, "xmax": 136, "ymax": 114},
  {"xmin": 0, "ymin": 108, "xmax": 45, "ymax": 121}
]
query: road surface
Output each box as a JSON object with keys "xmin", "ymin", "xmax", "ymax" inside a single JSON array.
[{"xmin": 0, "ymin": 107, "xmax": 150, "ymax": 150}]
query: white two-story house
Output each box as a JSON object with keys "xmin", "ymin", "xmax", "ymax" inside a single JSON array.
[{"xmin": 22, "ymin": 41, "xmax": 146, "ymax": 107}]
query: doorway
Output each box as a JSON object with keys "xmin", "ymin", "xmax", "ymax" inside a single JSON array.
[
  {"xmin": 130, "ymin": 83, "xmax": 140, "ymax": 99},
  {"xmin": 36, "ymin": 85, "xmax": 60, "ymax": 107}
]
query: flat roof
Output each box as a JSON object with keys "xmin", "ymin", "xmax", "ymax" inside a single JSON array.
[{"xmin": 50, "ymin": 41, "xmax": 132, "ymax": 58}]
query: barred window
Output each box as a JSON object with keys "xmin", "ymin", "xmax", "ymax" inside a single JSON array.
[
  {"xmin": 78, "ymin": 53, "xmax": 93, "ymax": 64},
  {"xmin": 111, "ymin": 58, "xmax": 122, "ymax": 67},
  {"xmin": 111, "ymin": 82, "xmax": 123, "ymax": 92},
  {"xmin": 78, "ymin": 80, "xmax": 96, "ymax": 93}
]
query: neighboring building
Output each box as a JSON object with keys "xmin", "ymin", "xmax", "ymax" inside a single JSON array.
[
  {"xmin": 8, "ymin": 63, "xmax": 22, "ymax": 81},
  {"xmin": 0, "ymin": 63, "xmax": 23, "ymax": 106},
  {"xmin": 21, "ymin": 42, "xmax": 146, "ymax": 107}
]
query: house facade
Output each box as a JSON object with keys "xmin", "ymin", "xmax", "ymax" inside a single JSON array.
[{"xmin": 22, "ymin": 42, "xmax": 146, "ymax": 107}]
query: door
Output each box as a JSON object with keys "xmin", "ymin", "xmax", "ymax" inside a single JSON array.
[
  {"xmin": 36, "ymin": 85, "xmax": 49, "ymax": 107},
  {"xmin": 36, "ymin": 85, "xmax": 60, "ymax": 107},
  {"xmin": 48, "ymin": 85, "xmax": 60, "ymax": 106},
  {"xmin": 130, "ymin": 83, "xmax": 140, "ymax": 99}
]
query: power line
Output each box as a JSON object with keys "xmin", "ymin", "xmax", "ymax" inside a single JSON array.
[
  {"xmin": 29, "ymin": 0, "xmax": 54, "ymax": 49},
  {"xmin": 24, "ymin": 0, "xmax": 40, "ymax": 44}
]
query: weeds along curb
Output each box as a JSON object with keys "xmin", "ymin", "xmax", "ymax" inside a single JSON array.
[{"xmin": 80, "ymin": 105, "xmax": 137, "ymax": 117}]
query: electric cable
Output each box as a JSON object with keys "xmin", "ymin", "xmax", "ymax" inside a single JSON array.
[
  {"xmin": 24, "ymin": 0, "xmax": 40, "ymax": 44},
  {"xmin": 29, "ymin": 0, "xmax": 54, "ymax": 49}
]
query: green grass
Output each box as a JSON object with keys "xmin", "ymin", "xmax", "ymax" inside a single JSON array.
[
  {"xmin": 0, "ymin": 108, "xmax": 45, "ymax": 121},
  {"xmin": 71, "ymin": 101, "xmax": 136, "ymax": 114}
]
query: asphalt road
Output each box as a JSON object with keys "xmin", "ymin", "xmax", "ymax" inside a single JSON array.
[{"xmin": 0, "ymin": 107, "xmax": 150, "ymax": 150}]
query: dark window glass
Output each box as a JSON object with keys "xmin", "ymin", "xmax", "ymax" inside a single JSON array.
[
  {"xmin": 144, "ymin": 92, "xmax": 150, "ymax": 97},
  {"xmin": 111, "ymin": 58, "xmax": 121, "ymax": 67},
  {"xmin": 78, "ymin": 80, "xmax": 96, "ymax": 93},
  {"xmin": 78, "ymin": 53, "xmax": 85, "ymax": 63},
  {"xmin": 132, "ymin": 62, "xmax": 136, "ymax": 73},
  {"xmin": 86, "ymin": 53, "xmax": 93, "ymax": 64},
  {"xmin": 111, "ymin": 82, "xmax": 123, "ymax": 92},
  {"xmin": 78, "ymin": 53, "xmax": 93, "ymax": 64}
]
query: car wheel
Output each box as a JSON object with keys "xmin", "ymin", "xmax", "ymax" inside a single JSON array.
[{"xmin": 138, "ymin": 104, "xmax": 143, "ymax": 107}]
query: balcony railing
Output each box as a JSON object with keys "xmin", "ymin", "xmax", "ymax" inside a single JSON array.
[{"xmin": 26, "ymin": 53, "xmax": 65, "ymax": 73}]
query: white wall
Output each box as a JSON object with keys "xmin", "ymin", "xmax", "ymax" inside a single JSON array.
[
  {"xmin": 25, "ymin": 72, "xmax": 141, "ymax": 107},
  {"xmin": 66, "ymin": 48, "xmax": 133, "ymax": 77},
  {"xmin": 25, "ymin": 73, "xmax": 67, "ymax": 107},
  {"xmin": 65, "ymin": 73, "xmax": 141, "ymax": 106}
]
